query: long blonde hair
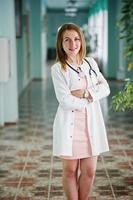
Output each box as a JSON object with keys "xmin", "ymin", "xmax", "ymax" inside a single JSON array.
[{"xmin": 56, "ymin": 23, "xmax": 86, "ymax": 70}]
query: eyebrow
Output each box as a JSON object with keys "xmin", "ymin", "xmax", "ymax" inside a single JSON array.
[
  {"xmin": 63, "ymin": 37, "xmax": 70, "ymax": 39},
  {"xmin": 63, "ymin": 36, "xmax": 80, "ymax": 39}
]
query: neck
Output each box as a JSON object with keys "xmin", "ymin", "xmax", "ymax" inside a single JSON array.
[{"xmin": 67, "ymin": 56, "xmax": 81, "ymax": 67}]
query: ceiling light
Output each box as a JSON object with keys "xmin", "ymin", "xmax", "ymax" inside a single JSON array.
[
  {"xmin": 65, "ymin": 0, "xmax": 78, "ymax": 17},
  {"xmin": 65, "ymin": 7, "xmax": 77, "ymax": 12}
]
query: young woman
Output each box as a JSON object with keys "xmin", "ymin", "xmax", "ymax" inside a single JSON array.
[{"xmin": 51, "ymin": 23, "xmax": 110, "ymax": 200}]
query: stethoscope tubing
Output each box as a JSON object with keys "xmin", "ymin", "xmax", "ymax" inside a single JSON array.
[
  {"xmin": 65, "ymin": 58, "xmax": 99, "ymax": 92},
  {"xmin": 65, "ymin": 58, "xmax": 97, "ymax": 78},
  {"xmin": 84, "ymin": 58, "xmax": 97, "ymax": 77}
]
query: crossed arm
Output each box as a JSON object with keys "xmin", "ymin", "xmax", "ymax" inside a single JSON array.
[{"xmin": 71, "ymin": 89, "xmax": 93, "ymax": 102}]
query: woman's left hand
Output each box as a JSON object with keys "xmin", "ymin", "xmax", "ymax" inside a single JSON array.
[{"xmin": 71, "ymin": 89, "xmax": 84, "ymax": 98}]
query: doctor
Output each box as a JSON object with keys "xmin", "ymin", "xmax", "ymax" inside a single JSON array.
[{"xmin": 51, "ymin": 23, "xmax": 110, "ymax": 200}]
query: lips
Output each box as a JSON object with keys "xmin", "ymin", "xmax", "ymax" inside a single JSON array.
[{"xmin": 69, "ymin": 48, "xmax": 78, "ymax": 51}]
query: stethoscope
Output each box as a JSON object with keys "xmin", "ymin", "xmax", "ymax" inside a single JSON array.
[{"xmin": 65, "ymin": 58, "xmax": 99, "ymax": 92}]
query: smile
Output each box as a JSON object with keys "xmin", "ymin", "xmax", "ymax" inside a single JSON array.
[{"xmin": 69, "ymin": 48, "xmax": 78, "ymax": 51}]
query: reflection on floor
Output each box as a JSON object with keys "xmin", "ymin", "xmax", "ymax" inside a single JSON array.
[{"xmin": 0, "ymin": 66, "xmax": 133, "ymax": 200}]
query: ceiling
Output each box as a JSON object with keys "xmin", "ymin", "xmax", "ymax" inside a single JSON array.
[{"xmin": 45, "ymin": 0, "xmax": 95, "ymax": 10}]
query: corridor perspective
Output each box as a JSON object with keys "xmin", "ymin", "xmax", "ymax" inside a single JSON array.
[{"xmin": 0, "ymin": 0, "xmax": 133, "ymax": 200}]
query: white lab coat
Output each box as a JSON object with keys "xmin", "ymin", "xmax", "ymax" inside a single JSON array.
[{"xmin": 51, "ymin": 57, "xmax": 110, "ymax": 156}]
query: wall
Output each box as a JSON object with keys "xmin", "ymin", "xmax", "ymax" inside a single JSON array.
[
  {"xmin": 30, "ymin": 0, "xmax": 41, "ymax": 78},
  {"xmin": 17, "ymin": 0, "xmax": 47, "ymax": 95},
  {"xmin": 87, "ymin": 0, "xmax": 108, "ymax": 76},
  {"xmin": 17, "ymin": 36, "xmax": 24, "ymax": 94},
  {"xmin": 0, "ymin": 0, "xmax": 48, "ymax": 125},
  {"xmin": 0, "ymin": 0, "xmax": 18, "ymax": 125},
  {"xmin": 17, "ymin": 0, "xmax": 32, "ymax": 95},
  {"xmin": 108, "ymin": 0, "xmax": 119, "ymax": 78},
  {"xmin": 87, "ymin": 0, "xmax": 133, "ymax": 79},
  {"xmin": 41, "ymin": 0, "xmax": 47, "ymax": 79},
  {"xmin": 116, "ymin": 0, "xmax": 133, "ymax": 79},
  {"xmin": 108, "ymin": 0, "xmax": 133, "ymax": 79}
]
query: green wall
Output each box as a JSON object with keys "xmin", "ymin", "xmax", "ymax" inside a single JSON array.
[
  {"xmin": 108, "ymin": 0, "xmax": 133, "ymax": 79},
  {"xmin": 88, "ymin": 0, "xmax": 132, "ymax": 79},
  {"xmin": 17, "ymin": 0, "xmax": 42, "ymax": 95},
  {"xmin": 30, "ymin": 0, "xmax": 41, "ymax": 78},
  {"xmin": 88, "ymin": 0, "xmax": 117, "ymax": 78},
  {"xmin": 17, "ymin": 35, "xmax": 24, "ymax": 94},
  {"xmin": 108, "ymin": 0, "xmax": 119, "ymax": 78},
  {"xmin": 88, "ymin": 0, "xmax": 107, "ymax": 16},
  {"xmin": 87, "ymin": 0, "xmax": 108, "ymax": 76},
  {"xmin": 0, "ymin": 0, "xmax": 18, "ymax": 125}
]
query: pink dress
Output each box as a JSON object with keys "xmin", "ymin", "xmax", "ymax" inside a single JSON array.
[{"xmin": 61, "ymin": 76, "xmax": 92, "ymax": 160}]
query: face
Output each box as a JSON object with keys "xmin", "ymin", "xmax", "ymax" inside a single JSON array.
[{"xmin": 62, "ymin": 30, "xmax": 81, "ymax": 58}]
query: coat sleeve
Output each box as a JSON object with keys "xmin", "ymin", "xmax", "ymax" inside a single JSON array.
[
  {"xmin": 87, "ymin": 57, "xmax": 110, "ymax": 101},
  {"xmin": 51, "ymin": 64, "xmax": 88, "ymax": 110}
]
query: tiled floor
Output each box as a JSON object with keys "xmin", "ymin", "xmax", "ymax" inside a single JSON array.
[{"xmin": 0, "ymin": 65, "xmax": 133, "ymax": 200}]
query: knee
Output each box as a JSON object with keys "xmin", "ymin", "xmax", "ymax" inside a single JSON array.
[
  {"xmin": 82, "ymin": 167, "xmax": 96, "ymax": 179},
  {"xmin": 63, "ymin": 168, "xmax": 77, "ymax": 178}
]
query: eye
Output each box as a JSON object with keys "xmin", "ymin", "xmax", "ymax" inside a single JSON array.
[
  {"xmin": 63, "ymin": 38, "xmax": 69, "ymax": 42},
  {"xmin": 75, "ymin": 37, "xmax": 80, "ymax": 41}
]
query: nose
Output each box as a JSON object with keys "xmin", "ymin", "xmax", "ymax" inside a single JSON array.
[{"xmin": 69, "ymin": 40, "xmax": 75, "ymax": 48}]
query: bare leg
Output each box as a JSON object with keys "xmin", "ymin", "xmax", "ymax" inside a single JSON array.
[
  {"xmin": 78, "ymin": 156, "xmax": 98, "ymax": 200},
  {"xmin": 62, "ymin": 159, "xmax": 79, "ymax": 200}
]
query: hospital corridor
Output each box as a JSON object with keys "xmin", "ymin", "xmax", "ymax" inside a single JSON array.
[{"xmin": 0, "ymin": 0, "xmax": 133, "ymax": 199}]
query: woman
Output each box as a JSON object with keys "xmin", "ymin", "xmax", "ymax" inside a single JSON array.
[{"xmin": 51, "ymin": 23, "xmax": 110, "ymax": 200}]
